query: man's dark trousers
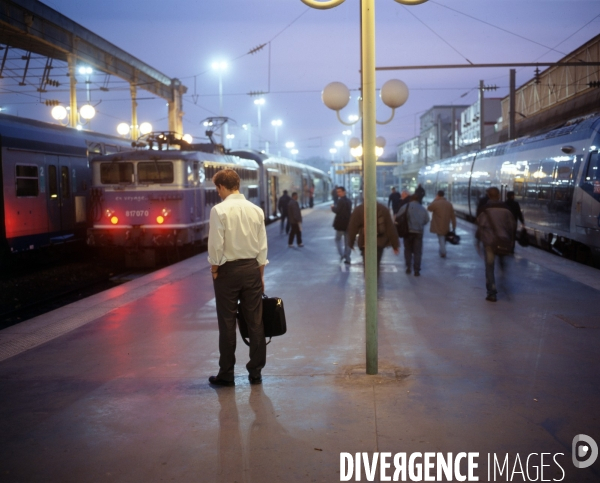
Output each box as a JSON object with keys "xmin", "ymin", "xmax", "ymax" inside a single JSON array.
[
  {"xmin": 213, "ymin": 259, "xmax": 266, "ymax": 381},
  {"xmin": 280, "ymin": 213, "xmax": 289, "ymax": 234}
]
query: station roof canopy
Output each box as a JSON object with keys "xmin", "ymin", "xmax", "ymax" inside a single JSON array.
[{"xmin": 0, "ymin": 0, "xmax": 185, "ymax": 99}]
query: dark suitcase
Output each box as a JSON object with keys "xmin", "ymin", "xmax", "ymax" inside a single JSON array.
[{"xmin": 237, "ymin": 294, "xmax": 287, "ymax": 346}]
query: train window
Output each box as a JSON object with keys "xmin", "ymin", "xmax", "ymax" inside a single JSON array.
[
  {"xmin": 61, "ymin": 166, "xmax": 70, "ymax": 198},
  {"xmin": 15, "ymin": 164, "xmax": 39, "ymax": 197},
  {"xmin": 101, "ymin": 162, "xmax": 134, "ymax": 184},
  {"xmin": 48, "ymin": 165, "xmax": 58, "ymax": 198},
  {"xmin": 581, "ymin": 151, "xmax": 600, "ymax": 201},
  {"xmin": 138, "ymin": 162, "xmax": 174, "ymax": 184},
  {"xmin": 104, "ymin": 144, "xmax": 119, "ymax": 155},
  {"xmin": 248, "ymin": 187, "xmax": 258, "ymax": 198}
]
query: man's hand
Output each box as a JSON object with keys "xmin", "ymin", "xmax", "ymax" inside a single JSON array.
[{"xmin": 393, "ymin": 247, "xmax": 400, "ymax": 255}]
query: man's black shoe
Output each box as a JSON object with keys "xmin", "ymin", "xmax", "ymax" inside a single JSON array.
[
  {"xmin": 248, "ymin": 375, "xmax": 262, "ymax": 385},
  {"xmin": 209, "ymin": 376, "xmax": 235, "ymax": 386},
  {"xmin": 414, "ymin": 271, "xmax": 420, "ymax": 277},
  {"xmin": 405, "ymin": 268, "xmax": 411, "ymax": 274},
  {"xmin": 485, "ymin": 295, "xmax": 497, "ymax": 302}
]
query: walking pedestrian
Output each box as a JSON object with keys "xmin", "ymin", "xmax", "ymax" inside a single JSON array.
[
  {"xmin": 427, "ymin": 190, "xmax": 456, "ymax": 258},
  {"xmin": 415, "ymin": 184, "xmax": 426, "ymax": 204},
  {"xmin": 476, "ymin": 187, "xmax": 516, "ymax": 302},
  {"xmin": 505, "ymin": 191, "xmax": 524, "ymax": 228},
  {"xmin": 388, "ymin": 186, "xmax": 402, "ymax": 215},
  {"xmin": 347, "ymin": 201, "xmax": 399, "ymax": 274},
  {"xmin": 287, "ymin": 192, "xmax": 303, "ymax": 247},
  {"xmin": 332, "ymin": 186, "xmax": 352, "ymax": 264},
  {"xmin": 277, "ymin": 190, "xmax": 291, "ymax": 235},
  {"xmin": 207, "ymin": 168, "xmax": 268, "ymax": 386},
  {"xmin": 397, "ymin": 193, "xmax": 430, "ymax": 276}
]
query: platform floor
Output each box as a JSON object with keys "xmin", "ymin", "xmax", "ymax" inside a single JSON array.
[{"xmin": 0, "ymin": 203, "xmax": 599, "ymax": 482}]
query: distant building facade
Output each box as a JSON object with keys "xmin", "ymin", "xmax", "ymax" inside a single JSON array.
[{"xmin": 458, "ymin": 98, "xmax": 502, "ymax": 149}]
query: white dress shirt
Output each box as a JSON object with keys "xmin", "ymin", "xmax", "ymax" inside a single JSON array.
[{"xmin": 207, "ymin": 193, "xmax": 268, "ymax": 266}]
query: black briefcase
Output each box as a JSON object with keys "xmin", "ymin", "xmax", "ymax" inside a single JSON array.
[{"xmin": 237, "ymin": 294, "xmax": 287, "ymax": 346}]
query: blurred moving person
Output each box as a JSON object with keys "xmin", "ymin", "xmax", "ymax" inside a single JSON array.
[
  {"xmin": 388, "ymin": 186, "xmax": 402, "ymax": 216},
  {"xmin": 476, "ymin": 187, "xmax": 516, "ymax": 302},
  {"xmin": 287, "ymin": 192, "xmax": 304, "ymax": 248},
  {"xmin": 427, "ymin": 190, "xmax": 457, "ymax": 258},
  {"xmin": 332, "ymin": 186, "xmax": 352, "ymax": 264},
  {"xmin": 397, "ymin": 194, "xmax": 430, "ymax": 276},
  {"xmin": 277, "ymin": 190, "xmax": 291, "ymax": 235},
  {"xmin": 347, "ymin": 201, "xmax": 399, "ymax": 275}
]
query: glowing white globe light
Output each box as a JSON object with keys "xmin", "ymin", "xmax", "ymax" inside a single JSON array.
[
  {"xmin": 51, "ymin": 105, "xmax": 67, "ymax": 121},
  {"xmin": 182, "ymin": 134, "xmax": 193, "ymax": 143},
  {"xmin": 117, "ymin": 123, "xmax": 130, "ymax": 136},
  {"xmin": 79, "ymin": 104, "xmax": 95, "ymax": 120},
  {"xmin": 139, "ymin": 122, "xmax": 153, "ymax": 135}
]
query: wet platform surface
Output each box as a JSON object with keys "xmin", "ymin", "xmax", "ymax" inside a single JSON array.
[{"xmin": 0, "ymin": 203, "xmax": 599, "ymax": 482}]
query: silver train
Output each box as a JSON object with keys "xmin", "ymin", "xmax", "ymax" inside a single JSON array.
[
  {"xmin": 0, "ymin": 114, "xmax": 130, "ymax": 258},
  {"xmin": 418, "ymin": 113, "xmax": 600, "ymax": 265},
  {"xmin": 86, "ymin": 137, "xmax": 331, "ymax": 252}
]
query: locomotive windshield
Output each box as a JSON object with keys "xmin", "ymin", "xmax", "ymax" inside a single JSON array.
[
  {"xmin": 101, "ymin": 162, "xmax": 134, "ymax": 184},
  {"xmin": 138, "ymin": 161, "xmax": 174, "ymax": 184}
]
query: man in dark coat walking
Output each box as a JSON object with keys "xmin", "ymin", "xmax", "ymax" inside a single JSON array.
[
  {"xmin": 347, "ymin": 201, "xmax": 399, "ymax": 275},
  {"xmin": 287, "ymin": 192, "xmax": 303, "ymax": 247},
  {"xmin": 476, "ymin": 187, "xmax": 516, "ymax": 302},
  {"xmin": 332, "ymin": 186, "xmax": 352, "ymax": 264},
  {"xmin": 277, "ymin": 190, "xmax": 291, "ymax": 235},
  {"xmin": 387, "ymin": 187, "xmax": 402, "ymax": 215}
]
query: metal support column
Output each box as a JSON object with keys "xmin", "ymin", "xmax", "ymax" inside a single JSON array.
[
  {"xmin": 479, "ymin": 80, "xmax": 485, "ymax": 150},
  {"xmin": 362, "ymin": 0, "xmax": 378, "ymax": 375},
  {"xmin": 130, "ymin": 83, "xmax": 139, "ymax": 140},
  {"xmin": 168, "ymin": 78, "xmax": 184, "ymax": 135},
  {"xmin": 509, "ymin": 69, "xmax": 516, "ymax": 140},
  {"xmin": 68, "ymin": 54, "xmax": 77, "ymax": 127}
]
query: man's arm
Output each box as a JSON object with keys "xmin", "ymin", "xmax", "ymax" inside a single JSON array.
[{"xmin": 207, "ymin": 207, "xmax": 224, "ymax": 279}]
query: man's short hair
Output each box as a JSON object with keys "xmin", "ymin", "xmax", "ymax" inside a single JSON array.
[
  {"xmin": 437, "ymin": 190, "xmax": 444, "ymax": 197},
  {"xmin": 391, "ymin": 186, "xmax": 396, "ymax": 191},
  {"xmin": 486, "ymin": 187, "xmax": 500, "ymax": 200},
  {"xmin": 283, "ymin": 189, "xmax": 288, "ymax": 195},
  {"xmin": 337, "ymin": 186, "xmax": 346, "ymax": 193},
  {"xmin": 506, "ymin": 190, "xmax": 515, "ymax": 198},
  {"xmin": 212, "ymin": 169, "xmax": 240, "ymax": 190},
  {"xmin": 291, "ymin": 192, "xmax": 298, "ymax": 198}
]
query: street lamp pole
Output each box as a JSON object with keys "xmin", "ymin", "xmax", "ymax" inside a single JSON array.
[{"xmin": 302, "ymin": 0, "xmax": 427, "ymax": 375}]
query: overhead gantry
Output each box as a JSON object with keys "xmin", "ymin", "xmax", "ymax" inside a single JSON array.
[{"xmin": 0, "ymin": 0, "xmax": 187, "ymax": 137}]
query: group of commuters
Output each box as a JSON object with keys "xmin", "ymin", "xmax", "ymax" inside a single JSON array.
[
  {"xmin": 205, "ymin": 167, "xmax": 526, "ymax": 388},
  {"xmin": 332, "ymin": 183, "xmax": 524, "ymax": 300}
]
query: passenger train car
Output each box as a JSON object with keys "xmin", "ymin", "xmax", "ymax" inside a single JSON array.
[
  {"xmin": 231, "ymin": 149, "xmax": 331, "ymax": 219},
  {"xmin": 418, "ymin": 113, "xmax": 600, "ymax": 264},
  {"xmin": 86, "ymin": 138, "xmax": 331, "ymax": 254},
  {"xmin": 0, "ymin": 114, "xmax": 130, "ymax": 259}
]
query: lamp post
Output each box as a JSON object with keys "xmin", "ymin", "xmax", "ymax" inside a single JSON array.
[
  {"xmin": 271, "ymin": 119, "xmax": 282, "ymax": 155},
  {"xmin": 301, "ymin": 0, "xmax": 427, "ymax": 375},
  {"xmin": 212, "ymin": 61, "xmax": 228, "ymax": 144},
  {"xmin": 254, "ymin": 98, "xmax": 265, "ymax": 149}
]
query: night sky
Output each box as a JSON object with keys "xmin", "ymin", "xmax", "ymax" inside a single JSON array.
[{"xmin": 2, "ymin": 0, "xmax": 599, "ymax": 160}]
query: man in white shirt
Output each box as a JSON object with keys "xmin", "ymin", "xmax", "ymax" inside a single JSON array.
[{"xmin": 207, "ymin": 169, "xmax": 268, "ymax": 386}]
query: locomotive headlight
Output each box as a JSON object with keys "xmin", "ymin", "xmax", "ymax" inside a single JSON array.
[
  {"xmin": 106, "ymin": 209, "xmax": 118, "ymax": 224},
  {"xmin": 156, "ymin": 208, "xmax": 171, "ymax": 224}
]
